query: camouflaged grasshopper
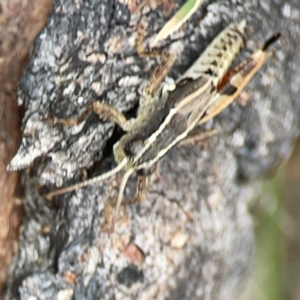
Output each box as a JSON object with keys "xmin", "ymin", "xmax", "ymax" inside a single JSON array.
[{"xmin": 45, "ymin": 19, "xmax": 279, "ymax": 231}]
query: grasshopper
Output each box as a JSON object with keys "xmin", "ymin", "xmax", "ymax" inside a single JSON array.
[{"xmin": 45, "ymin": 19, "xmax": 279, "ymax": 231}]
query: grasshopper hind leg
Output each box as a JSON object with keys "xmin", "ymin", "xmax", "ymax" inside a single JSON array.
[
  {"xmin": 198, "ymin": 33, "xmax": 281, "ymax": 126},
  {"xmin": 180, "ymin": 128, "xmax": 218, "ymax": 146}
]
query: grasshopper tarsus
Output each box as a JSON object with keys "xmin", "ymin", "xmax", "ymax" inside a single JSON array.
[
  {"xmin": 45, "ymin": 194, "xmax": 53, "ymax": 201},
  {"xmin": 136, "ymin": 22, "xmax": 166, "ymax": 59}
]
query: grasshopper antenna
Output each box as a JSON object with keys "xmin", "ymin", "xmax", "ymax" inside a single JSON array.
[
  {"xmin": 45, "ymin": 158, "xmax": 129, "ymax": 200},
  {"xmin": 262, "ymin": 32, "xmax": 282, "ymax": 51},
  {"xmin": 109, "ymin": 168, "xmax": 134, "ymax": 233}
]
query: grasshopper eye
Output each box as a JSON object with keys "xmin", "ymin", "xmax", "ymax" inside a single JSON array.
[
  {"xmin": 124, "ymin": 137, "xmax": 144, "ymax": 158},
  {"xmin": 113, "ymin": 135, "xmax": 145, "ymax": 165}
]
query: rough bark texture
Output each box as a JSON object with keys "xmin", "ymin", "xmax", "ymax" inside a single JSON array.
[
  {"xmin": 5, "ymin": 0, "xmax": 300, "ymax": 299},
  {"xmin": 0, "ymin": 0, "xmax": 53, "ymax": 295}
]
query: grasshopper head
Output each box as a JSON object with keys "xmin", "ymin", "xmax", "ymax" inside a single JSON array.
[
  {"xmin": 113, "ymin": 133, "xmax": 158, "ymax": 177},
  {"xmin": 113, "ymin": 133, "xmax": 147, "ymax": 170}
]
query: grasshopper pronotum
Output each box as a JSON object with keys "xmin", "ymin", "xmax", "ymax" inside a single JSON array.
[{"xmin": 45, "ymin": 19, "xmax": 279, "ymax": 231}]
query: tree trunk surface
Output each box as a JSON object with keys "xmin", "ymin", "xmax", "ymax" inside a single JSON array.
[
  {"xmin": 5, "ymin": 0, "xmax": 300, "ymax": 299},
  {"xmin": 0, "ymin": 0, "xmax": 53, "ymax": 295}
]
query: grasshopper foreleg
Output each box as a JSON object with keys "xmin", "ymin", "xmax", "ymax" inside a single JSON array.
[
  {"xmin": 136, "ymin": 23, "xmax": 176, "ymax": 101},
  {"xmin": 48, "ymin": 102, "xmax": 137, "ymax": 132}
]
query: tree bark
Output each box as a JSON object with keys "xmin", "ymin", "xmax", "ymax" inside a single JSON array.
[
  {"xmin": 5, "ymin": 0, "xmax": 300, "ymax": 299},
  {"xmin": 0, "ymin": 0, "xmax": 53, "ymax": 295}
]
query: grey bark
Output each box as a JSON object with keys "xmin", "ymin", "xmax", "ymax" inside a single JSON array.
[{"xmin": 5, "ymin": 0, "xmax": 300, "ymax": 299}]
